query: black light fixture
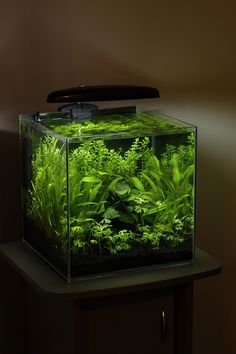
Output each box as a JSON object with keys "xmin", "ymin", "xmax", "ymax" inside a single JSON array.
[{"xmin": 47, "ymin": 84, "xmax": 160, "ymax": 103}]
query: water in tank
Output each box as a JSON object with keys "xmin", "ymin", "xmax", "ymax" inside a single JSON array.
[{"xmin": 20, "ymin": 85, "xmax": 197, "ymax": 281}]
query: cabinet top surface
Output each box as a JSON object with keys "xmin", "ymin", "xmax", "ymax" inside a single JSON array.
[{"xmin": 0, "ymin": 242, "xmax": 222, "ymax": 299}]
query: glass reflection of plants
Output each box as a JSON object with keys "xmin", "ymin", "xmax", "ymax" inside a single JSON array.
[{"xmin": 27, "ymin": 133, "xmax": 195, "ymax": 258}]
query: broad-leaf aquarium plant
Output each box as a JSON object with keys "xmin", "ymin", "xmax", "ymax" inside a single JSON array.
[{"xmin": 20, "ymin": 104, "xmax": 196, "ymax": 281}]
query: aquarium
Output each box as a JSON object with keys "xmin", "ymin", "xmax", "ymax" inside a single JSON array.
[{"xmin": 20, "ymin": 85, "xmax": 197, "ymax": 281}]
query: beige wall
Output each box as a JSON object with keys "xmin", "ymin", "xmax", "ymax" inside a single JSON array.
[{"xmin": 1, "ymin": 0, "xmax": 236, "ymax": 353}]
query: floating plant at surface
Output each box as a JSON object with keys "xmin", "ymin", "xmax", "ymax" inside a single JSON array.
[
  {"xmin": 27, "ymin": 131, "xmax": 195, "ymax": 258},
  {"xmin": 40, "ymin": 112, "xmax": 189, "ymax": 138}
]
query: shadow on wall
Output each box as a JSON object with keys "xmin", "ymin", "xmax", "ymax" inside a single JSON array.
[
  {"xmin": 0, "ymin": 130, "xmax": 21, "ymax": 242},
  {"xmin": 0, "ymin": 22, "xmax": 162, "ymax": 118}
]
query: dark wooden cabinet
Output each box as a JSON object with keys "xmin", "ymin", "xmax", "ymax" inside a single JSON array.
[
  {"xmin": 77, "ymin": 288, "xmax": 174, "ymax": 354},
  {"xmin": 0, "ymin": 243, "xmax": 221, "ymax": 354}
]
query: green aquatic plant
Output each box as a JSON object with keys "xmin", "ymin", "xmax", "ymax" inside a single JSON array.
[
  {"xmin": 41, "ymin": 112, "xmax": 188, "ymax": 138},
  {"xmin": 128, "ymin": 134, "xmax": 195, "ymax": 243},
  {"xmin": 26, "ymin": 131, "xmax": 195, "ymax": 258},
  {"xmin": 27, "ymin": 136, "xmax": 68, "ymax": 250}
]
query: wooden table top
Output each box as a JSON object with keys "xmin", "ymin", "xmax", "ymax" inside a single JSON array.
[{"xmin": 0, "ymin": 242, "xmax": 222, "ymax": 299}]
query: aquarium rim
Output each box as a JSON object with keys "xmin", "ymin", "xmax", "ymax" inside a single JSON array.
[
  {"xmin": 20, "ymin": 114, "xmax": 69, "ymax": 143},
  {"xmin": 136, "ymin": 107, "xmax": 197, "ymax": 130},
  {"xmin": 20, "ymin": 108, "xmax": 196, "ymax": 143}
]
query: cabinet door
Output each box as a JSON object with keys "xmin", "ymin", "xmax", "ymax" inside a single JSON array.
[{"xmin": 75, "ymin": 288, "xmax": 174, "ymax": 354}]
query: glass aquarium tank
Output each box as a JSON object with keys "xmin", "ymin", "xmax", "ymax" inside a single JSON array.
[{"xmin": 20, "ymin": 85, "xmax": 197, "ymax": 281}]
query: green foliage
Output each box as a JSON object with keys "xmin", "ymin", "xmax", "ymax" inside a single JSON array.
[
  {"xmin": 41, "ymin": 113, "xmax": 188, "ymax": 138},
  {"xmin": 27, "ymin": 130, "xmax": 195, "ymax": 258},
  {"xmin": 27, "ymin": 136, "xmax": 68, "ymax": 250}
]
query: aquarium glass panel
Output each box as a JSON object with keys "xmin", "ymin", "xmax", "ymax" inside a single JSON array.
[
  {"xmin": 20, "ymin": 107, "xmax": 196, "ymax": 281},
  {"xmin": 20, "ymin": 116, "xmax": 70, "ymax": 279}
]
